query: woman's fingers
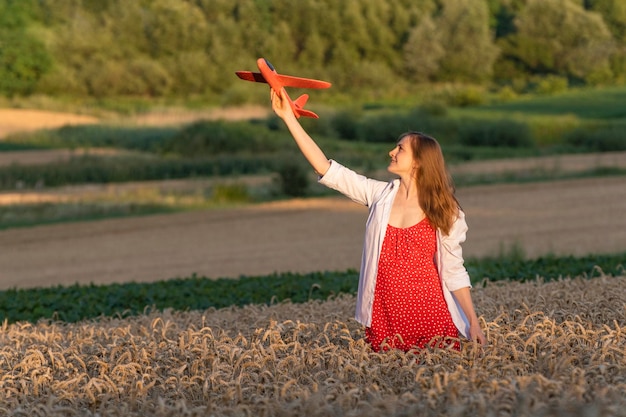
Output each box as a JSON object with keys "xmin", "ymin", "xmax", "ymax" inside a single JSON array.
[
  {"xmin": 271, "ymin": 88, "xmax": 288, "ymax": 115},
  {"xmin": 270, "ymin": 89, "xmax": 277, "ymax": 109}
]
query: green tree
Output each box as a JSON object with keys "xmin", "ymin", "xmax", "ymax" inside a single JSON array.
[
  {"xmin": 0, "ymin": 31, "xmax": 52, "ymax": 96},
  {"xmin": 339, "ymin": 0, "xmax": 371, "ymax": 59},
  {"xmin": 270, "ymin": 0, "xmax": 323, "ymax": 60},
  {"xmin": 126, "ymin": 57, "xmax": 172, "ymax": 96},
  {"xmin": 230, "ymin": 0, "xmax": 273, "ymax": 61},
  {"xmin": 104, "ymin": 0, "xmax": 153, "ymax": 57},
  {"xmin": 326, "ymin": 40, "xmax": 362, "ymax": 91},
  {"xmin": 486, "ymin": 0, "xmax": 522, "ymax": 37},
  {"xmin": 261, "ymin": 21, "xmax": 298, "ymax": 72},
  {"xmin": 4, "ymin": 0, "xmax": 626, "ymax": 100},
  {"xmin": 44, "ymin": 9, "xmax": 116, "ymax": 96},
  {"xmin": 204, "ymin": 19, "xmax": 254, "ymax": 95},
  {"xmin": 501, "ymin": 0, "xmax": 615, "ymax": 82},
  {"xmin": 386, "ymin": 0, "xmax": 437, "ymax": 41},
  {"xmin": 359, "ymin": 0, "xmax": 399, "ymax": 67},
  {"xmin": 0, "ymin": 0, "xmax": 52, "ymax": 96},
  {"xmin": 298, "ymin": 30, "xmax": 327, "ymax": 74},
  {"xmin": 434, "ymin": 0, "xmax": 500, "ymax": 83},
  {"xmin": 403, "ymin": 16, "xmax": 445, "ymax": 82},
  {"xmin": 589, "ymin": 0, "xmax": 626, "ymax": 43},
  {"xmin": 142, "ymin": 0, "xmax": 210, "ymax": 58}
]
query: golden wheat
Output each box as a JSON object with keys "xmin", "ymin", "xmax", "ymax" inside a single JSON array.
[{"xmin": 0, "ymin": 274, "xmax": 625, "ymax": 416}]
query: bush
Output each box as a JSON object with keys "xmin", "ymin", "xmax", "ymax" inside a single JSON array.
[
  {"xmin": 534, "ymin": 75, "xmax": 569, "ymax": 95},
  {"xmin": 418, "ymin": 101, "xmax": 448, "ymax": 117},
  {"xmin": 275, "ymin": 160, "xmax": 309, "ymax": 197},
  {"xmin": 356, "ymin": 113, "xmax": 412, "ymax": 143},
  {"xmin": 435, "ymin": 85, "xmax": 487, "ymax": 107},
  {"xmin": 211, "ymin": 183, "xmax": 251, "ymax": 204},
  {"xmin": 161, "ymin": 120, "xmax": 281, "ymax": 156},
  {"xmin": 497, "ymin": 85, "xmax": 518, "ymax": 102},
  {"xmin": 405, "ymin": 106, "xmax": 460, "ymax": 145},
  {"xmin": 331, "ymin": 109, "xmax": 361, "ymax": 140},
  {"xmin": 564, "ymin": 124, "xmax": 626, "ymax": 151},
  {"xmin": 4, "ymin": 125, "xmax": 177, "ymax": 152},
  {"xmin": 458, "ymin": 119, "xmax": 533, "ymax": 148},
  {"xmin": 342, "ymin": 107, "xmax": 456, "ymax": 145},
  {"xmin": 0, "ymin": 155, "xmax": 282, "ymax": 190}
]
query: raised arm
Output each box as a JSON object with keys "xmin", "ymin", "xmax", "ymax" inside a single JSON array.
[{"xmin": 270, "ymin": 88, "xmax": 331, "ymax": 176}]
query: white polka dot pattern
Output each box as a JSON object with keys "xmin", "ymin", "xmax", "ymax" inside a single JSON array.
[{"xmin": 365, "ymin": 218, "xmax": 459, "ymax": 352}]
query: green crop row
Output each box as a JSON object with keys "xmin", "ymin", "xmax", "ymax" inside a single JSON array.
[
  {"xmin": 0, "ymin": 202, "xmax": 176, "ymax": 230},
  {"xmin": 0, "ymin": 252, "xmax": 623, "ymax": 325},
  {"xmin": 0, "ymin": 154, "xmax": 283, "ymax": 190},
  {"xmin": 1, "ymin": 89, "xmax": 624, "ymax": 196},
  {"xmin": 4, "ymin": 120, "xmax": 282, "ymax": 155},
  {"xmin": 6, "ymin": 98, "xmax": 625, "ymax": 158}
]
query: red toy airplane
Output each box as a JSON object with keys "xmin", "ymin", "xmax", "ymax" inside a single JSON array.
[{"xmin": 236, "ymin": 58, "xmax": 331, "ymax": 119}]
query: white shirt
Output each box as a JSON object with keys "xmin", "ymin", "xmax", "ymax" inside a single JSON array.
[{"xmin": 319, "ymin": 160, "xmax": 472, "ymax": 338}]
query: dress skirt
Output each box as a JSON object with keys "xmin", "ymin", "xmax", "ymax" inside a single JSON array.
[{"xmin": 365, "ymin": 218, "xmax": 459, "ymax": 352}]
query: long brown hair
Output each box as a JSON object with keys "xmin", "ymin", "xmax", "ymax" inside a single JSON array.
[{"xmin": 402, "ymin": 131, "xmax": 459, "ymax": 235}]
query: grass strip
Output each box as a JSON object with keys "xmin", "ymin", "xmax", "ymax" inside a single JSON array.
[
  {"xmin": 0, "ymin": 202, "xmax": 176, "ymax": 230},
  {"xmin": 0, "ymin": 252, "xmax": 623, "ymax": 325}
]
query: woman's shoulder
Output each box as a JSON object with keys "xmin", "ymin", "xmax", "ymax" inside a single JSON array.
[{"xmin": 443, "ymin": 209, "xmax": 468, "ymax": 241}]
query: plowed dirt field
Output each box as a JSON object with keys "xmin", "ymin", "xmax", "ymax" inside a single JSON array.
[{"xmin": 0, "ymin": 176, "xmax": 624, "ymax": 290}]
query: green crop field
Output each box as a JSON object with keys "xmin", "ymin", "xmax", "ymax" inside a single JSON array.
[{"xmin": 464, "ymin": 86, "xmax": 626, "ymax": 120}]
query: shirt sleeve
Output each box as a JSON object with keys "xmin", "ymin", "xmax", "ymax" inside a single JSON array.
[
  {"xmin": 318, "ymin": 159, "xmax": 387, "ymax": 207},
  {"xmin": 439, "ymin": 210, "xmax": 472, "ymax": 292}
]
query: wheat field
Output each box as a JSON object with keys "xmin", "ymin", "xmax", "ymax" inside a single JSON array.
[{"xmin": 1, "ymin": 274, "xmax": 625, "ymax": 416}]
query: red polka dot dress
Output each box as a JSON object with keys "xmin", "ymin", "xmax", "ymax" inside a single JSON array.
[{"xmin": 365, "ymin": 218, "xmax": 459, "ymax": 352}]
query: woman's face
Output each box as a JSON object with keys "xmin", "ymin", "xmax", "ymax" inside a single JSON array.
[{"xmin": 387, "ymin": 136, "xmax": 416, "ymax": 176}]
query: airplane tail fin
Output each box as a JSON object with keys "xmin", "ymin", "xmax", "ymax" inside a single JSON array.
[
  {"xmin": 293, "ymin": 94, "xmax": 309, "ymax": 108},
  {"xmin": 293, "ymin": 94, "xmax": 319, "ymax": 119}
]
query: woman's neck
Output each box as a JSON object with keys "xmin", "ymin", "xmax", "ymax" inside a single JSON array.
[{"xmin": 397, "ymin": 175, "xmax": 418, "ymax": 200}]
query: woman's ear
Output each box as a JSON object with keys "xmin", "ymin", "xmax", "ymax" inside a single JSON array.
[{"xmin": 411, "ymin": 163, "xmax": 419, "ymax": 178}]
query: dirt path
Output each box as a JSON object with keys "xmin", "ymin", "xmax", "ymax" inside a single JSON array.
[
  {"xmin": 0, "ymin": 106, "xmax": 270, "ymax": 167},
  {"xmin": 0, "ymin": 109, "xmax": 99, "ymax": 138},
  {"xmin": 0, "ymin": 106, "xmax": 269, "ymax": 140},
  {"xmin": 448, "ymin": 151, "xmax": 626, "ymax": 177},
  {"xmin": 1, "ymin": 176, "xmax": 624, "ymax": 290}
]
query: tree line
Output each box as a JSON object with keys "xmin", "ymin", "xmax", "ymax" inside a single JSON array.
[{"xmin": 1, "ymin": 0, "xmax": 625, "ymax": 102}]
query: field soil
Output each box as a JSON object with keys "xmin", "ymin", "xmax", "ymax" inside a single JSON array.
[
  {"xmin": 0, "ymin": 109, "xmax": 99, "ymax": 138},
  {"xmin": 1, "ymin": 176, "xmax": 624, "ymax": 290},
  {"xmin": 0, "ymin": 108, "xmax": 625, "ymax": 290},
  {"xmin": 0, "ymin": 106, "xmax": 269, "ymax": 138}
]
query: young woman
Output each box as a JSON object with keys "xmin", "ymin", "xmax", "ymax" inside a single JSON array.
[{"xmin": 270, "ymin": 89, "xmax": 487, "ymax": 351}]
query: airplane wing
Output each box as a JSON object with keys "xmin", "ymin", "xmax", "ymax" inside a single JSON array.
[
  {"xmin": 274, "ymin": 74, "xmax": 331, "ymax": 89},
  {"xmin": 235, "ymin": 71, "xmax": 331, "ymax": 89},
  {"xmin": 235, "ymin": 58, "xmax": 331, "ymax": 119},
  {"xmin": 235, "ymin": 71, "xmax": 266, "ymax": 83}
]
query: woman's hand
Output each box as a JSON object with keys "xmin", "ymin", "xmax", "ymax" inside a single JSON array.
[
  {"xmin": 469, "ymin": 321, "xmax": 487, "ymax": 346},
  {"xmin": 270, "ymin": 88, "xmax": 294, "ymax": 121},
  {"xmin": 268, "ymin": 87, "xmax": 330, "ymax": 175},
  {"xmin": 451, "ymin": 287, "xmax": 488, "ymax": 346}
]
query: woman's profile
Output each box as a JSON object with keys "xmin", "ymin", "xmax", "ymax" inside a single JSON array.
[{"xmin": 270, "ymin": 88, "xmax": 487, "ymax": 351}]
